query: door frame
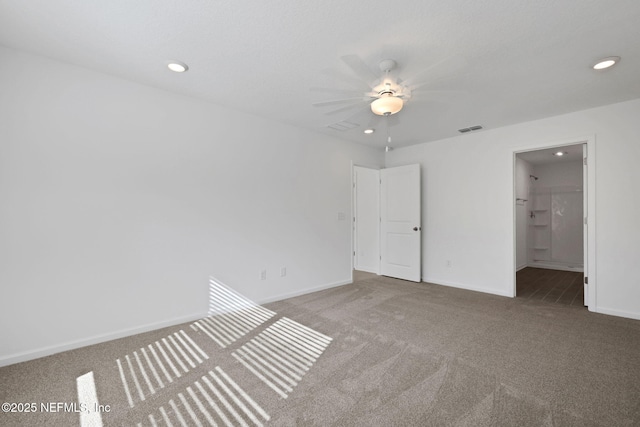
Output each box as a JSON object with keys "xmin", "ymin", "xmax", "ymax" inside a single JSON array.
[
  {"xmin": 351, "ymin": 161, "xmax": 383, "ymax": 282},
  {"xmin": 512, "ymin": 135, "xmax": 596, "ymax": 310},
  {"xmin": 352, "ymin": 165, "xmax": 381, "ymax": 275},
  {"xmin": 351, "ymin": 162, "xmax": 422, "ymax": 283}
]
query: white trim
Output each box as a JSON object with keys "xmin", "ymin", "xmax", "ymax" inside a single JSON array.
[
  {"xmin": 0, "ymin": 277, "xmax": 354, "ymax": 367},
  {"xmin": 585, "ymin": 138, "xmax": 597, "ymax": 311},
  {"xmin": 512, "ymin": 153, "xmax": 518, "ymax": 298},
  {"xmin": 350, "ymin": 160, "xmax": 355, "ymax": 283},
  {"xmin": 352, "ymin": 163, "xmax": 381, "ymax": 275},
  {"xmin": 526, "ymin": 262, "xmax": 583, "ymax": 273},
  {"xmin": 516, "ymin": 264, "xmax": 528, "ymax": 272},
  {"xmin": 595, "ymin": 307, "xmax": 640, "ymax": 321},
  {"xmin": 423, "ymin": 278, "xmax": 513, "ymax": 298},
  {"xmin": 354, "ymin": 267, "xmax": 378, "ymax": 274},
  {"xmin": 257, "ymin": 279, "xmax": 351, "ymax": 305},
  {"xmin": 0, "ymin": 312, "xmax": 206, "ymax": 368}
]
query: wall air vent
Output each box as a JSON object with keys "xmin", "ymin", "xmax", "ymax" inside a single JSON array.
[
  {"xmin": 327, "ymin": 121, "xmax": 359, "ymax": 132},
  {"xmin": 458, "ymin": 125, "xmax": 483, "ymax": 133}
]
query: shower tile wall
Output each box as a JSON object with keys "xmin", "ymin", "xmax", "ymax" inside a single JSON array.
[{"xmin": 527, "ymin": 160, "xmax": 584, "ymax": 270}]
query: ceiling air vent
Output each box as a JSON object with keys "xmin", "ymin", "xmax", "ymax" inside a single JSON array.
[
  {"xmin": 458, "ymin": 125, "xmax": 483, "ymax": 133},
  {"xmin": 327, "ymin": 121, "xmax": 359, "ymax": 132}
]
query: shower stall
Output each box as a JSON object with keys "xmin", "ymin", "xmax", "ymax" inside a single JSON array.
[{"xmin": 528, "ymin": 185, "xmax": 583, "ymax": 271}]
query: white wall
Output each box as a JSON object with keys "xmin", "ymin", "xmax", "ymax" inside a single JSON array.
[
  {"xmin": 386, "ymin": 98, "xmax": 640, "ymax": 320},
  {"xmin": 534, "ymin": 160, "xmax": 583, "ymax": 189},
  {"xmin": 0, "ymin": 46, "xmax": 384, "ymax": 365},
  {"xmin": 515, "ymin": 157, "xmax": 533, "ymax": 270}
]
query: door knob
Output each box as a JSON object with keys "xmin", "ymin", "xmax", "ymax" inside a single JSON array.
[{"xmin": 413, "ymin": 227, "xmax": 418, "ymax": 231}]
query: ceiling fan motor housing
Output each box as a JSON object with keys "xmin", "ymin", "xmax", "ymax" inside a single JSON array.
[{"xmin": 379, "ymin": 58, "xmax": 397, "ymax": 73}]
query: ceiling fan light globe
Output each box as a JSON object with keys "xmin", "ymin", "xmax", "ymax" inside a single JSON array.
[{"xmin": 371, "ymin": 96, "xmax": 403, "ymax": 116}]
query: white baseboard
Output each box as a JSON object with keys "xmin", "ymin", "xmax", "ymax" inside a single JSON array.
[
  {"xmin": 0, "ymin": 311, "xmax": 207, "ymax": 368},
  {"xmin": 354, "ymin": 267, "xmax": 378, "ymax": 274},
  {"xmin": 527, "ymin": 262, "xmax": 584, "ymax": 273},
  {"xmin": 257, "ymin": 279, "xmax": 352, "ymax": 305},
  {"xmin": 0, "ymin": 278, "xmax": 355, "ymax": 368},
  {"xmin": 423, "ymin": 277, "xmax": 513, "ymax": 298},
  {"xmin": 516, "ymin": 264, "xmax": 528, "ymax": 272},
  {"xmin": 592, "ymin": 306, "xmax": 640, "ymax": 321}
]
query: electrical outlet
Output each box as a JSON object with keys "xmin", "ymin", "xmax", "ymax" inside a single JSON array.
[
  {"xmin": 280, "ymin": 267, "xmax": 287, "ymax": 277},
  {"xmin": 260, "ymin": 270, "xmax": 267, "ymax": 280}
]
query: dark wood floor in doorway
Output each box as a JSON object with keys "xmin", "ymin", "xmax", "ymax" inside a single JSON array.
[{"xmin": 516, "ymin": 267, "xmax": 585, "ymax": 307}]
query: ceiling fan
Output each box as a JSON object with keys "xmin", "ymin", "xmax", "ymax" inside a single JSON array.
[
  {"xmin": 312, "ymin": 56, "xmax": 409, "ymax": 117},
  {"xmin": 312, "ymin": 54, "xmax": 466, "ymax": 120}
]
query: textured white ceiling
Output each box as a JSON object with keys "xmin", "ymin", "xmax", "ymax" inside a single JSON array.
[
  {"xmin": 518, "ymin": 144, "xmax": 584, "ymax": 166},
  {"xmin": 1, "ymin": 0, "xmax": 640, "ymax": 149}
]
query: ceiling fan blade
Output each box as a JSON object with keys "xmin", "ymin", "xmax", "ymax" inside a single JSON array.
[
  {"xmin": 420, "ymin": 89, "xmax": 468, "ymax": 95},
  {"xmin": 312, "ymin": 97, "xmax": 367, "ymax": 107},
  {"xmin": 374, "ymin": 112, "xmax": 400, "ymax": 130},
  {"xmin": 310, "ymin": 87, "xmax": 366, "ymax": 96},
  {"xmin": 386, "ymin": 113, "xmax": 401, "ymax": 127},
  {"xmin": 410, "ymin": 90, "xmax": 469, "ymax": 101},
  {"xmin": 358, "ymin": 113, "xmax": 401, "ymax": 145},
  {"xmin": 325, "ymin": 101, "xmax": 370, "ymax": 116},
  {"xmin": 340, "ymin": 54, "xmax": 379, "ymax": 88},
  {"xmin": 402, "ymin": 55, "xmax": 468, "ymax": 90},
  {"xmin": 406, "ymin": 90, "xmax": 468, "ymax": 107},
  {"xmin": 321, "ymin": 68, "xmax": 371, "ymax": 91},
  {"xmin": 363, "ymin": 114, "xmax": 382, "ymax": 131}
]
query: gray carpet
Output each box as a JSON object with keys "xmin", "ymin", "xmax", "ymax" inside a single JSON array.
[{"xmin": 1, "ymin": 273, "xmax": 640, "ymax": 426}]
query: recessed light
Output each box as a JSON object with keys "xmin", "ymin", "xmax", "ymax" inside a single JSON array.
[
  {"xmin": 553, "ymin": 151, "xmax": 567, "ymax": 157},
  {"xmin": 364, "ymin": 129, "xmax": 375, "ymax": 134},
  {"xmin": 592, "ymin": 56, "xmax": 620, "ymax": 70},
  {"xmin": 167, "ymin": 60, "xmax": 189, "ymax": 73}
]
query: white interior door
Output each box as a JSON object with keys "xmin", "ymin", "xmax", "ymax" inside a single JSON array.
[
  {"xmin": 380, "ymin": 164, "xmax": 421, "ymax": 282},
  {"xmin": 583, "ymin": 143, "xmax": 588, "ymax": 306}
]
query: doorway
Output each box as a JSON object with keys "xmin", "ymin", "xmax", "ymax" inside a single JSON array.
[
  {"xmin": 514, "ymin": 140, "xmax": 593, "ymax": 308},
  {"xmin": 352, "ymin": 164, "xmax": 422, "ymax": 282},
  {"xmin": 353, "ymin": 166, "xmax": 380, "ymax": 274}
]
